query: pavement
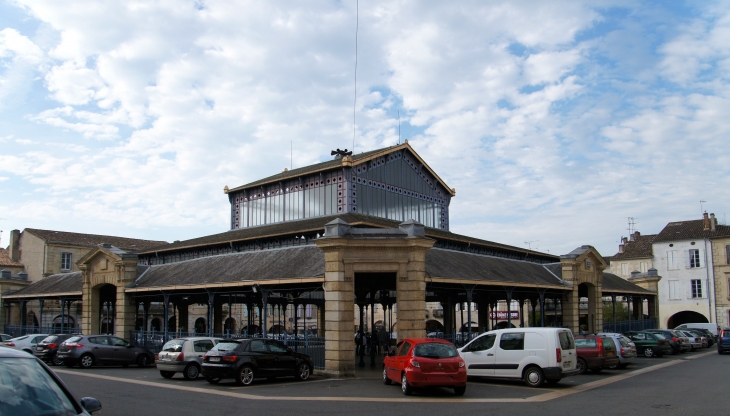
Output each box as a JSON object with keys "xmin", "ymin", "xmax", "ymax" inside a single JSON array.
[{"xmin": 54, "ymin": 349, "xmax": 729, "ymax": 414}]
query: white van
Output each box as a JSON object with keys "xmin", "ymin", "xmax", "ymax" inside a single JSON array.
[
  {"xmin": 458, "ymin": 328, "xmax": 579, "ymax": 387},
  {"xmin": 674, "ymin": 323, "xmax": 719, "ymax": 336}
]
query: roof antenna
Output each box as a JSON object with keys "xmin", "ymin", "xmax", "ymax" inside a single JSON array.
[
  {"xmin": 627, "ymin": 217, "xmax": 636, "ymax": 235},
  {"xmin": 352, "ymin": 0, "xmax": 358, "ymax": 153},
  {"xmin": 398, "ymin": 110, "xmax": 401, "ymax": 144},
  {"xmin": 700, "ymin": 200, "xmax": 706, "ymax": 216},
  {"xmin": 291, "ymin": 141, "xmax": 293, "ymax": 170}
]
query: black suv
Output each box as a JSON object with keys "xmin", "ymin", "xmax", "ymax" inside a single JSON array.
[
  {"xmin": 33, "ymin": 334, "xmax": 76, "ymax": 366},
  {"xmin": 201, "ymin": 338, "xmax": 314, "ymax": 386}
]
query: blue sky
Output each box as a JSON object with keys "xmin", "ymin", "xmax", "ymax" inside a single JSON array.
[{"xmin": 1, "ymin": 0, "xmax": 729, "ymax": 257}]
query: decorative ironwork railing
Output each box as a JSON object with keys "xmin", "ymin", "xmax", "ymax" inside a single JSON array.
[
  {"xmin": 602, "ymin": 319, "xmax": 656, "ymax": 334},
  {"xmin": 3, "ymin": 325, "xmax": 81, "ymax": 338}
]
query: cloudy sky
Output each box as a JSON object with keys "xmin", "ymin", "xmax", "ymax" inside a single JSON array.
[{"xmin": 1, "ymin": 0, "xmax": 729, "ymax": 257}]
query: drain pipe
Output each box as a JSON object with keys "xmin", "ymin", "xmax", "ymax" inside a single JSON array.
[{"xmin": 704, "ymin": 238, "xmax": 714, "ymax": 323}]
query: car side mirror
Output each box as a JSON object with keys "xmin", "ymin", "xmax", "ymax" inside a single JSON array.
[{"xmin": 81, "ymin": 397, "xmax": 102, "ymax": 414}]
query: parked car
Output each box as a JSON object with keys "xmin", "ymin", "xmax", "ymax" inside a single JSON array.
[
  {"xmin": 669, "ymin": 330, "xmax": 693, "ymax": 352},
  {"xmin": 0, "ymin": 346, "xmax": 102, "ymax": 415},
  {"xmin": 684, "ymin": 329, "xmax": 709, "ymax": 348},
  {"xmin": 597, "ymin": 333, "xmax": 636, "ymax": 369},
  {"xmin": 383, "ymin": 338, "xmax": 466, "ymax": 396},
  {"xmin": 57, "ymin": 335, "xmax": 155, "ymax": 368},
  {"xmin": 624, "ymin": 331, "xmax": 672, "ymax": 357},
  {"xmin": 0, "ymin": 334, "xmax": 12, "ymax": 342},
  {"xmin": 677, "ymin": 330, "xmax": 704, "ymax": 350},
  {"xmin": 156, "ymin": 337, "xmax": 221, "ymax": 380},
  {"xmin": 458, "ymin": 328, "xmax": 579, "ymax": 387},
  {"xmin": 33, "ymin": 334, "xmax": 76, "ymax": 366},
  {"xmin": 2, "ymin": 334, "xmax": 50, "ymax": 354},
  {"xmin": 691, "ymin": 328, "xmax": 716, "ymax": 346},
  {"xmin": 201, "ymin": 338, "xmax": 313, "ymax": 386},
  {"xmin": 674, "ymin": 323, "xmax": 719, "ymax": 339},
  {"xmin": 643, "ymin": 329, "xmax": 685, "ymax": 354},
  {"xmin": 574, "ymin": 335, "xmax": 620, "ymax": 374},
  {"xmin": 717, "ymin": 328, "xmax": 730, "ymax": 354}
]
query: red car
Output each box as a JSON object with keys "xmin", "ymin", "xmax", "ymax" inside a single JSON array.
[
  {"xmin": 574, "ymin": 335, "xmax": 620, "ymax": 374},
  {"xmin": 383, "ymin": 338, "xmax": 467, "ymax": 396}
]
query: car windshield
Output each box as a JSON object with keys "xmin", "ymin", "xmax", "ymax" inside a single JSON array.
[
  {"xmin": 40, "ymin": 336, "xmax": 59, "ymax": 343},
  {"xmin": 162, "ymin": 340, "xmax": 186, "ymax": 352},
  {"xmin": 211, "ymin": 342, "xmax": 240, "ymax": 352},
  {"xmin": 413, "ymin": 343, "xmax": 458, "ymax": 358},
  {"xmin": 619, "ymin": 337, "xmax": 632, "ymax": 347},
  {"xmin": 0, "ymin": 357, "xmax": 80, "ymax": 415},
  {"xmin": 65, "ymin": 337, "xmax": 83, "ymax": 344}
]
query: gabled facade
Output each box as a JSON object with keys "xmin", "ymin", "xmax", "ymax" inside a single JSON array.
[
  {"xmin": 226, "ymin": 142, "xmax": 455, "ymax": 231},
  {"xmin": 608, "ymin": 231, "xmax": 656, "ymax": 278}
]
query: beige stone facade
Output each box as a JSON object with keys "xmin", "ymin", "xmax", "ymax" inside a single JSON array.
[
  {"xmin": 560, "ymin": 247, "xmax": 606, "ymax": 334},
  {"xmin": 712, "ymin": 236, "xmax": 730, "ymax": 328}
]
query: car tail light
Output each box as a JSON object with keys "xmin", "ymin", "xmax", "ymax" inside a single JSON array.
[
  {"xmin": 176, "ymin": 352, "xmax": 185, "ymax": 361},
  {"xmin": 221, "ymin": 355, "xmax": 237, "ymax": 363},
  {"xmin": 598, "ymin": 340, "xmax": 604, "ymax": 358},
  {"xmin": 410, "ymin": 360, "xmax": 420, "ymax": 368},
  {"xmin": 620, "ymin": 347, "xmax": 625, "ymax": 355},
  {"xmin": 202, "ymin": 355, "xmax": 207, "ymax": 361},
  {"xmin": 556, "ymin": 348, "xmax": 562, "ymax": 363},
  {"xmin": 672, "ymin": 337, "xmax": 678, "ymax": 342},
  {"xmin": 5, "ymin": 343, "xmax": 15, "ymax": 347},
  {"xmin": 48, "ymin": 343, "xmax": 58, "ymax": 349},
  {"xmin": 459, "ymin": 361, "xmax": 465, "ymax": 368},
  {"xmin": 66, "ymin": 343, "xmax": 84, "ymax": 349}
]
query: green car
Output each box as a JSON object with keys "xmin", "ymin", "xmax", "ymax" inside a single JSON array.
[{"xmin": 624, "ymin": 331, "xmax": 673, "ymax": 357}]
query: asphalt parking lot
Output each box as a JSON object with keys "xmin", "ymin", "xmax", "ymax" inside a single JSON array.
[{"xmin": 53, "ymin": 349, "xmax": 717, "ymax": 403}]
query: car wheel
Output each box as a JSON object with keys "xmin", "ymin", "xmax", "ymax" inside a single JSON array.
[
  {"xmin": 160, "ymin": 371, "xmax": 175, "ymax": 379},
  {"xmin": 401, "ymin": 373, "xmax": 413, "ymax": 396},
  {"xmin": 205, "ymin": 376, "xmax": 221, "ymax": 384},
  {"xmin": 643, "ymin": 347, "xmax": 654, "ymax": 358},
  {"xmin": 183, "ymin": 364, "xmax": 200, "ymax": 380},
  {"xmin": 236, "ymin": 365, "xmax": 255, "ymax": 386},
  {"xmin": 523, "ymin": 366, "xmax": 545, "ymax": 387},
  {"xmin": 79, "ymin": 354, "xmax": 94, "ymax": 369},
  {"xmin": 454, "ymin": 386, "xmax": 466, "ymax": 396},
  {"xmin": 137, "ymin": 354, "xmax": 150, "ymax": 368},
  {"xmin": 382, "ymin": 367, "xmax": 392, "ymax": 385},
  {"xmin": 52, "ymin": 355, "xmax": 64, "ymax": 367},
  {"xmin": 295, "ymin": 362, "xmax": 311, "ymax": 381},
  {"xmin": 577, "ymin": 358, "xmax": 587, "ymax": 375}
]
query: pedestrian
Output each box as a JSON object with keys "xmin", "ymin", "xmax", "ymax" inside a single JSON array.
[
  {"xmin": 362, "ymin": 332, "xmax": 369, "ymax": 355},
  {"xmin": 355, "ymin": 331, "xmax": 362, "ymax": 354}
]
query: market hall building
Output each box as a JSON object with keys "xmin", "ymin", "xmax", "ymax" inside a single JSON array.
[{"xmin": 2, "ymin": 142, "xmax": 658, "ymax": 377}]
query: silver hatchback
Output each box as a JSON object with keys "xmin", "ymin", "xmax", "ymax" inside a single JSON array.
[{"xmin": 156, "ymin": 337, "xmax": 221, "ymax": 380}]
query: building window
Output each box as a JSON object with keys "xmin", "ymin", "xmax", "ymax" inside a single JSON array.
[
  {"xmin": 621, "ymin": 263, "xmax": 628, "ymax": 276},
  {"xmin": 61, "ymin": 252, "xmax": 72, "ymax": 271},
  {"xmin": 667, "ymin": 250, "xmax": 678, "ymax": 270},
  {"xmin": 691, "ymin": 279, "xmax": 703, "ymax": 298},
  {"xmin": 668, "ymin": 280, "xmax": 680, "ymax": 300},
  {"xmin": 726, "ymin": 245, "xmax": 730, "ymax": 265},
  {"xmin": 689, "ymin": 249, "xmax": 701, "ymax": 268},
  {"xmin": 727, "ymin": 277, "xmax": 730, "ymax": 299}
]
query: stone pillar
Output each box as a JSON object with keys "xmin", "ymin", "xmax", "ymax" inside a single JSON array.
[
  {"xmin": 562, "ymin": 289, "xmax": 580, "ymax": 333},
  {"xmin": 321, "ymin": 248, "xmax": 355, "ymax": 377},
  {"xmin": 396, "ymin": 247, "xmax": 427, "ymax": 340},
  {"xmin": 115, "ymin": 259, "xmax": 140, "ymax": 341},
  {"xmin": 318, "ymin": 302, "xmax": 326, "ymax": 338}
]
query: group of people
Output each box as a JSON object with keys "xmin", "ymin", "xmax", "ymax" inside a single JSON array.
[{"xmin": 355, "ymin": 329, "xmax": 389, "ymax": 355}]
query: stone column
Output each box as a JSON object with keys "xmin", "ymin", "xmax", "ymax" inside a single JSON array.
[
  {"xmin": 116, "ymin": 259, "xmax": 140, "ymax": 341},
  {"xmin": 396, "ymin": 247, "xmax": 427, "ymax": 340},
  {"xmin": 562, "ymin": 289, "xmax": 580, "ymax": 333},
  {"xmin": 321, "ymin": 247, "xmax": 355, "ymax": 377}
]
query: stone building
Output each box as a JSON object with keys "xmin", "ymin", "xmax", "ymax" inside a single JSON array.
[
  {"xmin": 2, "ymin": 142, "xmax": 656, "ymax": 377},
  {"xmin": 608, "ymin": 231, "xmax": 656, "ymax": 278}
]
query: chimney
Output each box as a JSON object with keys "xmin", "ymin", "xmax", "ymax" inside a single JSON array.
[
  {"xmin": 703, "ymin": 212, "xmax": 710, "ymax": 230},
  {"xmin": 622, "ymin": 237, "xmax": 628, "ymax": 245},
  {"xmin": 9, "ymin": 229, "xmax": 21, "ymax": 261},
  {"xmin": 634, "ymin": 231, "xmax": 640, "ymax": 239},
  {"xmin": 710, "ymin": 213, "xmax": 717, "ymax": 231},
  {"xmin": 630, "ymin": 270, "xmax": 640, "ymax": 279},
  {"xmin": 618, "ymin": 243, "xmax": 624, "ymax": 253}
]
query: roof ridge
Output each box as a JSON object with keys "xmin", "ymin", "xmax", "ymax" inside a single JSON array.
[{"xmin": 24, "ymin": 228, "xmax": 168, "ymax": 243}]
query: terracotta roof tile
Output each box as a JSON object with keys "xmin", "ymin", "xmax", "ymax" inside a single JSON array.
[
  {"xmin": 610, "ymin": 234, "xmax": 656, "ymax": 260},
  {"xmin": 0, "ymin": 248, "xmax": 23, "ymax": 267},
  {"xmin": 653, "ymin": 219, "xmax": 730, "ymax": 243}
]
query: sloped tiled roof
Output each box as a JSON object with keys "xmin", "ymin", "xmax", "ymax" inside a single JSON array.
[
  {"xmin": 653, "ymin": 219, "xmax": 730, "ymax": 243},
  {"xmin": 138, "ymin": 213, "xmax": 555, "ymax": 261},
  {"xmin": 611, "ymin": 234, "xmax": 656, "ymax": 260},
  {"xmin": 542, "ymin": 264, "xmax": 654, "ymax": 295},
  {"xmin": 0, "ymin": 248, "xmax": 23, "ymax": 267},
  {"xmin": 3, "ymin": 272, "xmax": 82, "ymax": 298},
  {"xmin": 24, "ymin": 229, "xmax": 169, "ymax": 251}
]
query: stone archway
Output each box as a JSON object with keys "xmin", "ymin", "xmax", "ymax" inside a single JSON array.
[
  {"xmin": 224, "ymin": 317, "xmax": 236, "ymax": 333},
  {"xmin": 150, "ymin": 318, "xmax": 162, "ymax": 332},
  {"xmin": 560, "ymin": 246, "xmax": 606, "ymax": 334},
  {"xmin": 579, "ymin": 282, "xmax": 599, "ymax": 334},
  {"xmin": 667, "ymin": 310, "xmax": 709, "ymax": 328}
]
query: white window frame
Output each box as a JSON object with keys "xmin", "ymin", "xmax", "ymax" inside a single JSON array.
[
  {"xmin": 61, "ymin": 252, "xmax": 72, "ymax": 271},
  {"xmin": 621, "ymin": 263, "xmax": 628, "ymax": 276},
  {"xmin": 689, "ymin": 249, "xmax": 701, "ymax": 268},
  {"xmin": 668, "ymin": 280, "xmax": 680, "ymax": 300},
  {"xmin": 690, "ymin": 279, "xmax": 703, "ymax": 299},
  {"xmin": 640, "ymin": 262, "xmax": 648, "ymax": 273},
  {"xmin": 667, "ymin": 250, "xmax": 679, "ymax": 270}
]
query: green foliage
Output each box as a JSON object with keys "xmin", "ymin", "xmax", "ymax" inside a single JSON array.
[{"xmin": 603, "ymin": 301, "xmax": 629, "ymax": 322}]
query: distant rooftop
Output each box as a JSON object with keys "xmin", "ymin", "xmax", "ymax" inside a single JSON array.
[{"xmin": 24, "ymin": 228, "xmax": 169, "ymax": 251}]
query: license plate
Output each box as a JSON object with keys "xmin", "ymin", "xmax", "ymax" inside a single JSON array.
[
  {"xmin": 209, "ymin": 357, "xmax": 220, "ymax": 362},
  {"xmin": 37, "ymin": 347, "xmax": 44, "ymax": 352},
  {"xmin": 563, "ymin": 361, "xmax": 572, "ymax": 368}
]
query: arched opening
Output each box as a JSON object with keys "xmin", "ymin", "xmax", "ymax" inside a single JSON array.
[
  {"xmin": 578, "ymin": 282, "xmax": 598, "ymax": 334},
  {"xmin": 150, "ymin": 318, "xmax": 162, "ymax": 332},
  {"xmin": 458, "ymin": 321, "xmax": 478, "ymax": 333},
  {"xmin": 98, "ymin": 284, "xmax": 117, "ymax": 335},
  {"xmin": 52, "ymin": 315, "xmax": 76, "ymax": 332},
  {"xmin": 425, "ymin": 319, "xmax": 444, "ymax": 333},
  {"xmin": 241, "ymin": 324, "xmax": 260, "ymax": 335},
  {"xmin": 26, "ymin": 311, "xmax": 38, "ymax": 328},
  {"xmin": 667, "ymin": 311, "xmax": 709, "ymax": 329},
  {"xmin": 224, "ymin": 317, "xmax": 236, "ymax": 334},
  {"xmin": 194, "ymin": 317, "xmax": 207, "ymax": 334},
  {"xmin": 269, "ymin": 324, "xmax": 286, "ymax": 335},
  {"xmin": 167, "ymin": 316, "xmax": 176, "ymax": 332}
]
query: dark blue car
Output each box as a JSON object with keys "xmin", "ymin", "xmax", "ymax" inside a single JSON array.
[{"xmin": 718, "ymin": 328, "xmax": 730, "ymax": 354}]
